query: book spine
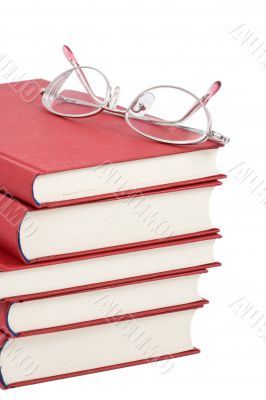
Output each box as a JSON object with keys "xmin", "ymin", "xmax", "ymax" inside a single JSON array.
[
  {"xmin": 0, "ymin": 301, "xmax": 14, "ymax": 338},
  {"xmin": 0, "ymin": 193, "xmax": 28, "ymax": 262},
  {"xmin": 0, "ymin": 367, "xmax": 7, "ymax": 390},
  {"xmin": 0, "ymin": 301, "xmax": 14, "ymax": 390},
  {"xmin": 0, "ymin": 153, "xmax": 40, "ymax": 207},
  {"xmin": 0, "ymin": 328, "xmax": 9, "ymax": 390}
]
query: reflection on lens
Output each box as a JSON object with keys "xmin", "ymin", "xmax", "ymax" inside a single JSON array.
[
  {"xmin": 126, "ymin": 86, "xmax": 210, "ymax": 144},
  {"xmin": 43, "ymin": 67, "xmax": 110, "ymax": 117}
]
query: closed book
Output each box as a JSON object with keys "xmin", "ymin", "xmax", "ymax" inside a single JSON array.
[
  {"xmin": 0, "ymin": 300, "xmax": 207, "ymax": 389},
  {"xmin": 0, "ymin": 79, "xmax": 225, "ymax": 208},
  {"xmin": 0, "ymin": 230, "xmax": 220, "ymax": 300},
  {"xmin": 0, "ymin": 267, "xmax": 214, "ymax": 337},
  {"xmin": 0, "ymin": 180, "xmax": 221, "ymax": 263}
]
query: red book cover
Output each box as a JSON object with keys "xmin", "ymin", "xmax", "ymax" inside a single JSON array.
[{"xmin": 0, "ymin": 79, "xmax": 225, "ymax": 208}]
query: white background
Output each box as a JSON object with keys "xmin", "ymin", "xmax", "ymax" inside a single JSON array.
[{"xmin": 1, "ymin": 0, "xmax": 266, "ymax": 398}]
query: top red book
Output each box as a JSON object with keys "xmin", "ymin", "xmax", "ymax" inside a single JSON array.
[{"xmin": 0, "ymin": 79, "xmax": 224, "ymax": 208}]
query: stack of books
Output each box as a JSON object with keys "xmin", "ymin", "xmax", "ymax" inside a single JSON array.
[{"xmin": 0, "ymin": 80, "xmax": 225, "ymax": 389}]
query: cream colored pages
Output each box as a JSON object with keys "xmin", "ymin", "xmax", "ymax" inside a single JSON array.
[
  {"xmin": 0, "ymin": 239, "xmax": 215, "ymax": 298},
  {"xmin": 8, "ymin": 274, "xmax": 201, "ymax": 333},
  {"xmin": 20, "ymin": 186, "xmax": 214, "ymax": 261},
  {"xmin": 33, "ymin": 148, "xmax": 218, "ymax": 203}
]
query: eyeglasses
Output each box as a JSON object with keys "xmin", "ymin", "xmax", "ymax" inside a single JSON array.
[{"xmin": 41, "ymin": 45, "xmax": 230, "ymax": 145}]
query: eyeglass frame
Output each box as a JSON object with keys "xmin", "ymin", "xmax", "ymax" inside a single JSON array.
[{"xmin": 40, "ymin": 45, "xmax": 230, "ymax": 145}]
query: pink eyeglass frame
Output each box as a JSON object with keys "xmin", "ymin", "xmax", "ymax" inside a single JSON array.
[{"xmin": 41, "ymin": 45, "xmax": 230, "ymax": 145}]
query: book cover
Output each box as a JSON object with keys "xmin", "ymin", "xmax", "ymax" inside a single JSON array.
[{"xmin": 0, "ymin": 79, "xmax": 225, "ymax": 207}]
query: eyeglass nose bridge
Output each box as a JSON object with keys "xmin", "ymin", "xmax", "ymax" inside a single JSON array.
[
  {"xmin": 131, "ymin": 92, "xmax": 155, "ymax": 114},
  {"xmin": 108, "ymin": 86, "xmax": 121, "ymax": 110}
]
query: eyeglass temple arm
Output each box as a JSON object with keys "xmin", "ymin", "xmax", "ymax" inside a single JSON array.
[
  {"xmin": 176, "ymin": 81, "xmax": 222, "ymax": 123},
  {"xmin": 62, "ymin": 45, "xmax": 99, "ymax": 101}
]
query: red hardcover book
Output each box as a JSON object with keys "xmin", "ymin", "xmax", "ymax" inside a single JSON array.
[
  {"xmin": 0, "ymin": 266, "xmax": 214, "ymax": 338},
  {"xmin": 0, "ymin": 230, "xmax": 220, "ymax": 302},
  {"xmin": 0, "ymin": 180, "xmax": 221, "ymax": 263},
  {"xmin": 0, "ymin": 79, "xmax": 225, "ymax": 208},
  {"xmin": 0, "ymin": 299, "xmax": 207, "ymax": 389},
  {"xmin": 0, "ymin": 229, "xmax": 220, "ymax": 273}
]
